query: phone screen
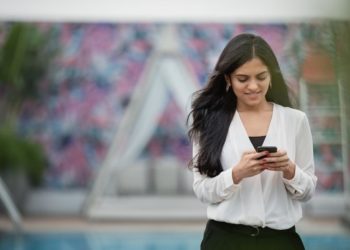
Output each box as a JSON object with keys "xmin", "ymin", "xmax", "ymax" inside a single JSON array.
[
  {"xmin": 257, "ymin": 146, "xmax": 277, "ymax": 153},
  {"xmin": 256, "ymin": 146, "xmax": 277, "ymax": 159}
]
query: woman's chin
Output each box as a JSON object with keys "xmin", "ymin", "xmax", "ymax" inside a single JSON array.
[{"xmin": 245, "ymin": 98, "xmax": 263, "ymax": 106}]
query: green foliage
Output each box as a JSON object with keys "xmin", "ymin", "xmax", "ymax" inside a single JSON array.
[
  {"xmin": 0, "ymin": 22, "xmax": 59, "ymax": 186},
  {"xmin": 0, "ymin": 126, "xmax": 46, "ymax": 186},
  {"xmin": 0, "ymin": 23, "xmax": 58, "ymax": 102}
]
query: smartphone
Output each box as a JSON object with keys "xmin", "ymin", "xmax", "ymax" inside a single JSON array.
[{"xmin": 256, "ymin": 146, "xmax": 277, "ymax": 159}]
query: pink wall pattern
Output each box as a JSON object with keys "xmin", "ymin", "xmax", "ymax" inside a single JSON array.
[{"xmin": 1, "ymin": 22, "xmax": 343, "ymax": 192}]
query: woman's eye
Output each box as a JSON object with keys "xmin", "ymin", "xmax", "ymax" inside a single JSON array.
[
  {"xmin": 237, "ymin": 78, "xmax": 247, "ymax": 82},
  {"xmin": 257, "ymin": 77, "xmax": 266, "ymax": 81}
]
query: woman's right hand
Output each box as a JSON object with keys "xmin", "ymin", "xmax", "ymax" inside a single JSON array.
[{"xmin": 232, "ymin": 150, "xmax": 268, "ymax": 184}]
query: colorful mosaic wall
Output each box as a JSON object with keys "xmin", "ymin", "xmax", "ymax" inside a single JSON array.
[{"xmin": 0, "ymin": 22, "xmax": 346, "ymax": 192}]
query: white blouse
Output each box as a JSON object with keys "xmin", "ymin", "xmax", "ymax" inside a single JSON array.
[{"xmin": 192, "ymin": 103, "xmax": 317, "ymax": 230}]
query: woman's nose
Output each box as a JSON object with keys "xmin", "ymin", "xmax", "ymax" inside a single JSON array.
[{"xmin": 247, "ymin": 80, "xmax": 259, "ymax": 90}]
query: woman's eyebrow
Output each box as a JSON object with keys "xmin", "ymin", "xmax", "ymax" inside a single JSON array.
[
  {"xmin": 234, "ymin": 71, "xmax": 268, "ymax": 77},
  {"xmin": 257, "ymin": 71, "xmax": 269, "ymax": 76}
]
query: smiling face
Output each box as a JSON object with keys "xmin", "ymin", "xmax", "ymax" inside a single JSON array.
[{"xmin": 226, "ymin": 57, "xmax": 271, "ymax": 110}]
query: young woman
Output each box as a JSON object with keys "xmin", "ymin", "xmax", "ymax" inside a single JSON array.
[{"xmin": 187, "ymin": 33, "xmax": 317, "ymax": 250}]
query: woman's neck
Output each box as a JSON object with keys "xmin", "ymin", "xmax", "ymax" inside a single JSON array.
[{"xmin": 236, "ymin": 101, "xmax": 272, "ymax": 113}]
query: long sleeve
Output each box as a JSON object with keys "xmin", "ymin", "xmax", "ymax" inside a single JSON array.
[
  {"xmin": 283, "ymin": 113, "xmax": 317, "ymax": 201},
  {"xmin": 191, "ymin": 104, "xmax": 317, "ymax": 229},
  {"xmin": 192, "ymin": 142, "xmax": 240, "ymax": 204}
]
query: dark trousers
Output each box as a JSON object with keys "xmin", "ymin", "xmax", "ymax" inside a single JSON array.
[{"xmin": 201, "ymin": 220, "xmax": 305, "ymax": 250}]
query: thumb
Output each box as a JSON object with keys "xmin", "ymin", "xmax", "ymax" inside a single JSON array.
[{"xmin": 242, "ymin": 150, "xmax": 256, "ymax": 156}]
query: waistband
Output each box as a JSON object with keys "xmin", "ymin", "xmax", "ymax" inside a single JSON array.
[{"xmin": 207, "ymin": 220, "xmax": 296, "ymax": 237}]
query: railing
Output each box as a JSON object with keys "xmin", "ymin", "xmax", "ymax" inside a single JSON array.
[{"xmin": 0, "ymin": 177, "xmax": 22, "ymax": 232}]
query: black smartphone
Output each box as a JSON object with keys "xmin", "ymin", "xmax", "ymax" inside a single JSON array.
[{"xmin": 256, "ymin": 146, "xmax": 277, "ymax": 159}]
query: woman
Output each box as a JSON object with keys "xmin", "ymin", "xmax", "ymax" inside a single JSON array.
[{"xmin": 187, "ymin": 33, "xmax": 317, "ymax": 250}]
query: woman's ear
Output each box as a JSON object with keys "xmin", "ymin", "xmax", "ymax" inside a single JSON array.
[
  {"xmin": 224, "ymin": 75, "xmax": 231, "ymax": 92},
  {"xmin": 224, "ymin": 74, "xmax": 230, "ymax": 84}
]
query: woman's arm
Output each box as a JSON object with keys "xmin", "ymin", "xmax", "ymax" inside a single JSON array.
[
  {"xmin": 193, "ymin": 167, "xmax": 239, "ymax": 204},
  {"xmin": 283, "ymin": 113, "xmax": 317, "ymax": 201},
  {"xmin": 192, "ymin": 142, "xmax": 240, "ymax": 204},
  {"xmin": 192, "ymin": 142, "xmax": 269, "ymax": 204}
]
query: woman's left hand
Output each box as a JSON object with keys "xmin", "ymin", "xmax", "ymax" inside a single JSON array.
[{"xmin": 262, "ymin": 150, "xmax": 295, "ymax": 180}]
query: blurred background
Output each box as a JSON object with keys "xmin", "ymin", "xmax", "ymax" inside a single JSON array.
[{"xmin": 0, "ymin": 0, "xmax": 350, "ymax": 249}]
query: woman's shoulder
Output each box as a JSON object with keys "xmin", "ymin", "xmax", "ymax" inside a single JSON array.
[{"xmin": 274, "ymin": 103, "xmax": 306, "ymax": 120}]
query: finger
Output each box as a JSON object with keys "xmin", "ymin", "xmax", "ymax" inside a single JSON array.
[
  {"xmin": 279, "ymin": 150, "xmax": 287, "ymax": 155},
  {"xmin": 252, "ymin": 166, "xmax": 264, "ymax": 173},
  {"xmin": 266, "ymin": 162, "xmax": 290, "ymax": 171},
  {"xmin": 263, "ymin": 159, "xmax": 289, "ymax": 169},
  {"xmin": 263, "ymin": 155, "xmax": 289, "ymax": 163},
  {"xmin": 277, "ymin": 164, "xmax": 290, "ymax": 172},
  {"xmin": 253, "ymin": 151, "xmax": 269, "ymax": 160},
  {"xmin": 243, "ymin": 150, "xmax": 257, "ymax": 155},
  {"xmin": 269, "ymin": 150, "xmax": 287, "ymax": 157}
]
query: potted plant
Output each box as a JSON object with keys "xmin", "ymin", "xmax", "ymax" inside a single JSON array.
[
  {"xmin": 0, "ymin": 125, "xmax": 46, "ymax": 210},
  {"xmin": 0, "ymin": 23, "xmax": 58, "ymax": 210}
]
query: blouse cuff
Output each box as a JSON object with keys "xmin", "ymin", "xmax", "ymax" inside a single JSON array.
[
  {"xmin": 222, "ymin": 167, "xmax": 240, "ymax": 190},
  {"xmin": 283, "ymin": 165, "xmax": 302, "ymax": 193}
]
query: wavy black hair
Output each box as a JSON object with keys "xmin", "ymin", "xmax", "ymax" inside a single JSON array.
[{"xmin": 187, "ymin": 33, "xmax": 292, "ymax": 177}]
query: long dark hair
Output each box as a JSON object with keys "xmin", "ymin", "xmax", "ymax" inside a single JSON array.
[{"xmin": 187, "ymin": 33, "xmax": 291, "ymax": 177}]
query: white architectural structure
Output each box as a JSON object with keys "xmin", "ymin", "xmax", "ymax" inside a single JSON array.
[{"xmin": 84, "ymin": 25, "xmax": 204, "ymax": 219}]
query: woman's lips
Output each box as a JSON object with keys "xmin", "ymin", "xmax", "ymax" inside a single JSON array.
[
  {"xmin": 245, "ymin": 91, "xmax": 261, "ymax": 96},
  {"xmin": 244, "ymin": 92, "xmax": 262, "ymax": 100}
]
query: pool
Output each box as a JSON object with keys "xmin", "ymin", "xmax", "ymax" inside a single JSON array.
[{"xmin": 1, "ymin": 232, "xmax": 350, "ymax": 250}]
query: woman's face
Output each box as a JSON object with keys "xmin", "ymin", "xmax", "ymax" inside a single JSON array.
[{"xmin": 226, "ymin": 57, "xmax": 271, "ymax": 109}]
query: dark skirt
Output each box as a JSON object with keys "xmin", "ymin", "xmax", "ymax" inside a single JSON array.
[{"xmin": 201, "ymin": 220, "xmax": 305, "ymax": 250}]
